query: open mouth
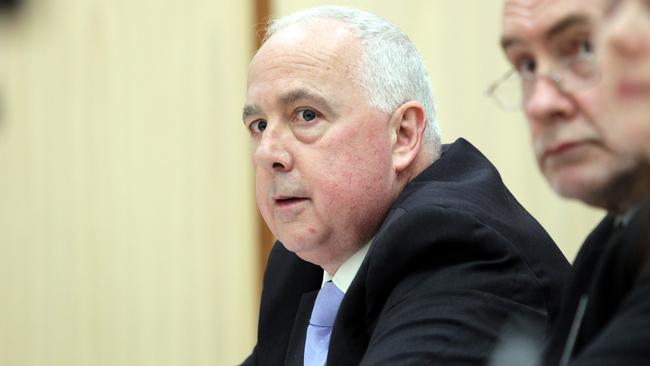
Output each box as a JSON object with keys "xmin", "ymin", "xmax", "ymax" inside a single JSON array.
[{"xmin": 274, "ymin": 197, "xmax": 309, "ymax": 207}]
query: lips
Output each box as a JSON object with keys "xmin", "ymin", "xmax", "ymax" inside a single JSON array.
[
  {"xmin": 543, "ymin": 141, "xmax": 582, "ymax": 159},
  {"xmin": 273, "ymin": 196, "xmax": 309, "ymax": 207},
  {"xmin": 271, "ymin": 195, "xmax": 310, "ymax": 221}
]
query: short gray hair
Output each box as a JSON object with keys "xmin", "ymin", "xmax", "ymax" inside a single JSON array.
[{"xmin": 264, "ymin": 5, "xmax": 441, "ymax": 154}]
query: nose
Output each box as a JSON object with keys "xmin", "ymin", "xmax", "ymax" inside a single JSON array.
[
  {"xmin": 253, "ymin": 121, "xmax": 293, "ymax": 173},
  {"xmin": 524, "ymin": 76, "xmax": 577, "ymax": 126}
]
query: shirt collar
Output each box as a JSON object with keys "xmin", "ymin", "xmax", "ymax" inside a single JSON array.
[{"xmin": 322, "ymin": 240, "xmax": 372, "ymax": 293}]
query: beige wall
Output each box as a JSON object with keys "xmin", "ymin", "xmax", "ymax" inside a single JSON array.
[
  {"xmin": 273, "ymin": 0, "xmax": 603, "ymax": 260},
  {"xmin": 0, "ymin": 0, "xmax": 257, "ymax": 365}
]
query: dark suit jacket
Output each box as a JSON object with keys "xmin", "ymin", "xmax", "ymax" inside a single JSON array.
[
  {"xmin": 242, "ymin": 138, "xmax": 570, "ymax": 366},
  {"xmin": 544, "ymin": 203, "xmax": 650, "ymax": 366}
]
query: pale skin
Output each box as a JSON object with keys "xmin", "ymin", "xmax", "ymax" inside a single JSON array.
[
  {"xmin": 597, "ymin": 0, "xmax": 650, "ymax": 162},
  {"xmin": 243, "ymin": 20, "xmax": 430, "ymax": 275},
  {"xmin": 501, "ymin": 0, "xmax": 648, "ymax": 212}
]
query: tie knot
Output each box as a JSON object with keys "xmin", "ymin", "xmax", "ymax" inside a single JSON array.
[{"xmin": 309, "ymin": 281, "xmax": 344, "ymax": 327}]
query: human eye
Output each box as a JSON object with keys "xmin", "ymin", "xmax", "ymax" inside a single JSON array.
[
  {"xmin": 575, "ymin": 38, "xmax": 594, "ymax": 58},
  {"xmin": 514, "ymin": 56, "xmax": 536, "ymax": 78},
  {"xmin": 556, "ymin": 30, "xmax": 594, "ymax": 59},
  {"xmin": 249, "ymin": 119, "xmax": 267, "ymax": 134},
  {"xmin": 557, "ymin": 33, "xmax": 597, "ymax": 79},
  {"xmin": 295, "ymin": 108, "xmax": 320, "ymax": 123},
  {"xmin": 504, "ymin": 45, "xmax": 536, "ymax": 79}
]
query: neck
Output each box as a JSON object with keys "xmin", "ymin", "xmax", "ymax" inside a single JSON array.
[{"xmin": 397, "ymin": 151, "xmax": 433, "ymax": 189}]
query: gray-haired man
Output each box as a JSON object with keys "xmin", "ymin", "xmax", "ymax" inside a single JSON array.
[
  {"xmin": 242, "ymin": 6, "xmax": 568, "ymax": 365},
  {"xmin": 493, "ymin": 0, "xmax": 650, "ymax": 364}
]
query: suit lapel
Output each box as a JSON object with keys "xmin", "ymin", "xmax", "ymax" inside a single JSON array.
[
  {"xmin": 553, "ymin": 217, "xmax": 614, "ymax": 363},
  {"xmin": 285, "ymin": 291, "xmax": 318, "ymax": 366},
  {"xmin": 257, "ymin": 243, "xmax": 321, "ymax": 366}
]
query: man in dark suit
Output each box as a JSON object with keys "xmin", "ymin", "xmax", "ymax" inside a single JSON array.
[
  {"xmin": 242, "ymin": 5, "xmax": 569, "ymax": 365},
  {"xmin": 494, "ymin": 0, "xmax": 650, "ymax": 364}
]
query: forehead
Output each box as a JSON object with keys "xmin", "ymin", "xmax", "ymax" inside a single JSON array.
[
  {"xmin": 501, "ymin": 0, "xmax": 603, "ymax": 45},
  {"xmin": 247, "ymin": 20, "xmax": 363, "ymax": 101}
]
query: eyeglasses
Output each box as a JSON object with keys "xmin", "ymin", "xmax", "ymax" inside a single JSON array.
[{"xmin": 486, "ymin": 52, "xmax": 600, "ymax": 111}]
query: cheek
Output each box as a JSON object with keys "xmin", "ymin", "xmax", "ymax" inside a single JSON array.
[
  {"xmin": 314, "ymin": 125, "xmax": 394, "ymax": 213},
  {"xmin": 622, "ymin": 105, "xmax": 650, "ymax": 149},
  {"xmin": 526, "ymin": 119, "xmax": 545, "ymax": 160},
  {"xmin": 574, "ymin": 88, "xmax": 604, "ymax": 125},
  {"xmin": 330, "ymin": 120, "xmax": 391, "ymax": 169},
  {"xmin": 254, "ymin": 171, "xmax": 272, "ymax": 221}
]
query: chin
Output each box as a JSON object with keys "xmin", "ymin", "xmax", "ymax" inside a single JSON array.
[
  {"xmin": 277, "ymin": 226, "xmax": 328, "ymax": 255},
  {"xmin": 547, "ymin": 169, "xmax": 617, "ymax": 209},
  {"xmin": 554, "ymin": 182, "xmax": 601, "ymax": 205},
  {"xmin": 278, "ymin": 233, "xmax": 316, "ymax": 253}
]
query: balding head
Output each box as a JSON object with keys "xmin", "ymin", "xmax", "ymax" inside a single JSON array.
[{"xmin": 244, "ymin": 7, "xmax": 435, "ymax": 273}]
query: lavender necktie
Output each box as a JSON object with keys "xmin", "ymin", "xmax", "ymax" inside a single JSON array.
[{"xmin": 304, "ymin": 281, "xmax": 344, "ymax": 366}]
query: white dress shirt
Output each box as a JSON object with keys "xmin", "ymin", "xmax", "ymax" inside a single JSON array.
[{"xmin": 322, "ymin": 241, "xmax": 372, "ymax": 293}]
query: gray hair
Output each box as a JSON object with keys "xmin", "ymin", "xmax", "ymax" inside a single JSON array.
[{"xmin": 264, "ymin": 5, "xmax": 441, "ymax": 155}]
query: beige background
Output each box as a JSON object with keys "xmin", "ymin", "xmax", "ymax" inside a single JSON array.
[
  {"xmin": 0, "ymin": 0, "xmax": 603, "ymax": 365},
  {"xmin": 0, "ymin": 0, "xmax": 257, "ymax": 365}
]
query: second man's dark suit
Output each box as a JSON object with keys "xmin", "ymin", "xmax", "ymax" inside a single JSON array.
[
  {"xmin": 243, "ymin": 138, "xmax": 570, "ymax": 365},
  {"xmin": 544, "ymin": 203, "xmax": 650, "ymax": 366}
]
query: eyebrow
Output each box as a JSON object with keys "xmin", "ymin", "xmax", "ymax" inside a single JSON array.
[
  {"xmin": 241, "ymin": 88, "xmax": 337, "ymax": 123},
  {"xmin": 545, "ymin": 14, "xmax": 590, "ymax": 41},
  {"xmin": 242, "ymin": 104, "xmax": 259, "ymax": 123},
  {"xmin": 501, "ymin": 14, "xmax": 591, "ymax": 51},
  {"xmin": 500, "ymin": 36, "xmax": 521, "ymax": 52},
  {"xmin": 279, "ymin": 89, "xmax": 334, "ymax": 114}
]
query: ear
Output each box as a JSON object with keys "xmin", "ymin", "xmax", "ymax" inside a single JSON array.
[{"xmin": 390, "ymin": 101, "xmax": 427, "ymax": 173}]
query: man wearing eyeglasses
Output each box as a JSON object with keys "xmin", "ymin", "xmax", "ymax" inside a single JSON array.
[{"xmin": 493, "ymin": 0, "xmax": 650, "ymax": 365}]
